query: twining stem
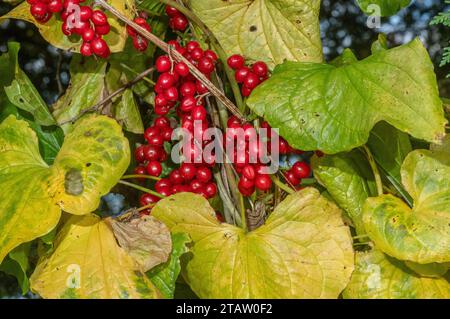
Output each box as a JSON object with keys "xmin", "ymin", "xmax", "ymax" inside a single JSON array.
[
  {"xmin": 96, "ymin": 0, "xmax": 246, "ymax": 121},
  {"xmin": 159, "ymin": 0, "xmax": 245, "ymax": 113},
  {"xmin": 118, "ymin": 180, "xmax": 165, "ymax": 198},
  {"xmin": 122, "ymin": 174, "xmax": 161, "ymax": 181},
  {"xmin": 271, "ymin": 175, "xmax": 295, "ymax": 194},
  {"xmin": 60, "ymin": 66, "xmax": 155, "ymax": 125},
  {"xmin": 363, "ymin": 145, "xmax": 383, "ymax": 196}
]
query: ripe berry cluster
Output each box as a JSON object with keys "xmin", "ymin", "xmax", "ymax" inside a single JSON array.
[
  {"xmin": 27, "ymin": 0, "xmax": 112, "ymax": 58},
  {"xmin": 135, "ymin": 40, "xmax": 219, "ymax": 209},
  {"xmin": 165, "ymin": 5, "xmax": 188, "ymax": 32},
  {"xmin": 126, "ymin": 15, "xmax": 152, "ymax": 52},
  {"xmin": 227, "ymin": 54, "xmax": 269, "ymax": 97}
]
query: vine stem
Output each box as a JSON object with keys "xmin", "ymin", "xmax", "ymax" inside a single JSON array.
[
  {"xmin": 363, "ymin": 145, "xmax": 383, "ymax": 196},
  {"xmin": 159, "ymin": 0, "xmax": 245, "ymax": 113},
  {"xmin": 59, "ymin": 66, "xmax": 155, "ymax": 125},
  {"xmin": 122, "ymin": 174, "xmax": 161, "ymax": 181},
  {"xmin": 95, "ymin": 0, "xmax": 246, "ymax": 122},
  {"xmin": 271, "ymin": 175, "xmax": 295, "ymax": 194},
  {"xmin": 118, "ymin": 180, "xmax": 165, "ymax": 198}
]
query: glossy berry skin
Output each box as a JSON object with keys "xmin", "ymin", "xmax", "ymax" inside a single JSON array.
[
  {"xmin": 175, "ymin": 62, "xmax": 190, "ymax": 77},
  {"xmin": 156, "ymin": 56, "xmax": 171, "ymax": 73},
  {"xmin": 132, "ymin": 36, "xmax": 148, "ymax": 52},
  {"xmin": 154, "ymin": 94, "xmax": 168, "ymax": 108},
  {"xmin": 198, "ymin": 57, "xmax": 215, "ymax": 74},
  {"xmin": 165, "ymin": 5, "xmax": 180, "ymax": 17},
  {"xmin": 144, "ymin": 126, "xmax": 160, "ymax": 140},
  {"xmin": 191, "ymin": 106, "xmax": 207, "ymax": 121},
  {"xmin": 180, "ymin": 82, "xmax": 196, "ymax": 97},
  {"xmin": 30, "ymin": 3, "xmax": 48, "ymax": 20},
  {"xmin": 242, "ymin": 165, "xmax": 256, "ymax": 180},
  {"xmin": 171, "ymin": 14, "xmax": 188, "ymax": 31},
  {"xmin": 80, "ymin": 42, "xmax": 92, "ymax": 57},
  {"xmin": 205, "ymin": 183, "xmax": 217, "ymax": 198},
  {"xmin": 157, "ymin": 72, "xmax": 177, "ymax": 89},
  {"xmin": 239, "ymin": 176, "xmax": 254, "ymax": 189},
  {"xmin": 91, "ymin": 10, "xmax": 108, "ymax": 25},
  {"xmin": 134, "ymin": 145, "xmax": 147, "ymax": 163},
  {"xmin": 82, "ymin": 28, "xmax": 95, "ymax": 42},
  {"xmin": 79, "ymin": 5, "xmax": 92, "ymax": 21},
  {"xmin": 180, "ymin": 163, "xmax": 196, "ymax": 181},
  {"xmin": 160, "ymin": 127, "xmax": 173, "ymax": 142},
  {"xmin": 255, "ymin": 174, "xmax": 272, "ymax": 191},
  {"xmin": 169, "ymin": 169, "xmax": 184, "ymax": 185},
  {"xmin": 284, "ymin": 170, "xmax": 300, "ymax": 186},
  {"xmin": 204, "ymin": 50, "xmax": 218, "ymax": 62},
  {"xmin": 146, "ymin": 161, "xmax": 162, "ymax": 177},
  {"xmin": 291, "ymin": 161, "xmax": 311, "ymax": 179},
  {"xmin": 238, "ymin": 182, "xmax": 255, "ymax": 197},
  {"xmin": 91, "ymin": 38, "xmax": 108, "ymax": 56},
  {"xmin": 155, "ymin": 179, "xmax": 172, "ymax": 193},
  {"xmin": 241, "ymin": 85, "xmax": 252, "ymax": 97},
  {"xmin": 163, "ymin": 86, "xmax": 179, "ymax": 102},
  {"xmin": 227, "ymin": 54, "xmax": 245, "ymax": 70},
  {"xmin": 154, "ymin": 116, "xmax": 170, "ymax": 128},
  {"xmin": 144, "ymin": 145, "xmax": 162, "ymax": 162},
  {"xmin": 196, "ymin": 81, "xmax": 208, "ymax": 95},
  {"xmin": 47, "ymin": 0, "xmax": 63, "ymax": 13},
  {"xmin": 189, "ymin": 179, "xmax": 204, "ymax": 193},
  {"xmin": 196, "ymin": 167, "xmax": 212, "ymax": 183},
  {"xmin": 251, "ymin": 61, "xmax": 268, "ymax": 77},
  {"xmin": 190, "ymin": 47, "xmax": 204, "ymax": 61},
  {"xmin": 186, "ymin": 41, "xmax": 199, "ymax": 52},
  {"xmin": 95, "ymin": 24, "xmax": 111, "ymax": 35},
  {"xmin": 134, "ymin": 165, "xmax": 146, "ymax": 175},
  {"xmin": 147, "ymin": 135, "xmax": 164, "ymax": 147},
  {"xmin": 180, "ymin": 96, "xmax": 196, "ymax": 112},
  {"xmin": 235, "ymin": 67, "xmax": 250, "ymax": 83},
  {"xmin": 140, "ymin": 193, "xmax": 160, "ymax": 206},
  {"xmin": 243, "ymin": 72, "xmax": 260, "ymax": 90}
]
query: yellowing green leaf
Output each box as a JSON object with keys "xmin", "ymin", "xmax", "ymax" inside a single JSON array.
[
  {"xmin": 363, "ymin": 146, "xmax": 450, "ymax": 264},
  {"xmin": 343, "ymin": 250, "xmax": 450, "ymax": 299},
  {"xmin": 356, "ymin": 0, "xmax": 412, "ymax": 17},
  {"xmin": 189, "ymin": 0, "xmax": 323, "ymax": 67},
  {"xmin": 247, "ymin": 39, "xmax": 447, "ymax": 154},
  {"xmin": 30, "ymin": 214, "xmax": 161, "ymax": 299},
  {"xmin": 0, "ymin": 1, "xmax": 133, "ymax": 53},
  {"xmin": 152, "ymin": 188, "xmax": 354, "ymax": 298},
  {"xmin": 404, "ymin": 261, "xmax": 449, "ymax": 278},
  {"xmin": 0, "ymin": 114, "xmax": 130, "ymax": 263}
]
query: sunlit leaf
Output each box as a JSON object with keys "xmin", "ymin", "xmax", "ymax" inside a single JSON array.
[{"xmin": 356, "ymin": 0, "xmax": 412, "ymax": 17}]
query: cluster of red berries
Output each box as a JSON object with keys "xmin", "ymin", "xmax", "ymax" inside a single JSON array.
[
  {"xmin": 126, "ymin": 15, "xmax": 152, "ymax": 52},
  {"xmin": 227, "ymin": 54, "xmax": 269, "ymax": 97},
  {"xmin": 165, "ymin": 5, "xmax": 188, "ymax": 32},
  {"xmin": 27, "ymin": 0, "xmax": 112, "ymax": 58}
]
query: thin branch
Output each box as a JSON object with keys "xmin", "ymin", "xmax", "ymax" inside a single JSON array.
[
  {"xmin": 118, "ymin": 180, "xmax": 165, "ymax": 198},
  {"xmin": 59, "ymin": 66, "xmax": 155, "ymax": 125},
  {"xmin": 95, "ymin": 0, "xmax": 246, "ymax": 122}
]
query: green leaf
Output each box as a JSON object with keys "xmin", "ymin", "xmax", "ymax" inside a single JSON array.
[
  {"xmin": 189, "ymin": 0, "xmax": 323, "ymax": 67},
  {"xmin": 0, "ymin": 114, "xmax": 130, "ymax": 264},
  {"xmin": 312, "ymin": 150, "xmax": 377, "ymax": 235},
  {"xmin": 343, "ymin": 250, "xmax": 449, "ymax": 299},
  {"xmin": 0, "ymin": 42, "xmax": 20, "ymax": 112},
  {"xmin": 112, "ymin": 89, "xmax": 144, "ymax": 134},
  {"xmin": 363, "ymin": 144, "xmax": 450, "ymax": 264},
  {"xmin": 147, "ymin": 232, "xmax": 191, "ymax": 299},
  {"xmin": 0, "ymin": 1, "xmax": 134, "ymax": 53},
  {"xmin": 152, "ymin": 189, "xmax": 354, "ymax": 298},
  {"xmin": 0, "ymin": 243, "xmax": 31, "ymax": 294},
  {"xmin": 247, "ymin": 39, "xmax": 447, "ymax": 154},
  {"xmin": 356, "ymin": 0, "xmax": 412, "ymax": 17},
  {"xmin": 404, "ymin": 261, "xmax": 449, "ymax": 278},
  {"xmin": 52, "ymin": 56, "xmax": 107, "ymax": 131},
  {"xmin": 30, "ymin": 214, "xmax": 161, "ymax": 299}
]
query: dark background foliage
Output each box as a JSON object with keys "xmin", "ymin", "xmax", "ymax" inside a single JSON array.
[{"xmin": 0, "ymin": 0, "xmax": 449, "ymax": 298}]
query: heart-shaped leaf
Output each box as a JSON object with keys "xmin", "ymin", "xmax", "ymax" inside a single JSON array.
[
  {"xmin": 247, "ymin": 39, "xmax": 447, "ymax": 154},
  {"xmin": 343, "ymin": 250, "xmax": 449, "ymax": 299},
  {"xmin": 0, "ymin": 1, "xmax": 133, "ymax": 53},
  {"xmin": 356, "ymin": 0, "xmax": 412, "ymax": 17},
  {"xmin": 0, "ymin": 114, "xmax": 130, "ymax": 263},
  {"xmin": 152, "ymin": 188, "xmax": 354, "ymax": 298},
  {"xmin": 189, "ymin": 0, "xmax": 323, "ymax": 67},
  {"xmin": 30, "ymin": 214, "xmax": 161, "ymax": 299},
  {"xmin": 363, "ymin": 143, "xmax": 450, "ymax": 264}
]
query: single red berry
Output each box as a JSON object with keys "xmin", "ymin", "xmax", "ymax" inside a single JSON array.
[
  {"xmin": 284, "ymin": 170, "xmax": 301, "ymax": 186},
  {"xmin": 235, "ymin": 67, "xmax": 250, "ymax": 83},
  {"xmin": 144, "ymin": 126, "xmax": 160, "ymax": 140},
  {"xmin": 27, "ymin": 0, "xmax": 41, "ymax": 4},
  {"xmin": 243, "ymin": 72, "xmax": 260, "ymax": 90},
  {"xmin": 196, "ymin": 167, "xmax": 212, "ymax": 183},
  {"xmin": 157, "ymin": 186, "xmax": 172, "ymax": 197},
  {"xmin": 190, "ymin": 47, "xmax": 204, "ymax": 61},
  {"xmin": 82, "ymin": 28, "xmax": 95, "ymax": 42},
  {"xmin": 198, "ymin": 57, "xmax": 215, "ymax": 74},
  {"xmin": 154, "ymin": 94, "xmax": 168, "ymax": 108},
  {"xmin": 134, "ymin": 17, "xmax": 151, "ymax": 31},
  {"xmin": 30, "ymin": 3, "xmax": 48, "ymax": 20},
  {"xmin": 140, "ymin": 193, "xmax": 160, "ymax": 206},
  {"xmin": 175, "ymin": 62, "xmax": 190, "ymax": 77},
  {"xmin": 186, "ymin": 41, "xmax": 199, "ymax": 52},
  {"xmin": 239, "ymin": 176, "xmax": 254, "ymax": 189},
  {"xmin": 242, "ymin": 165, "xmax": 256, "ymax": 180},
  {"xmin": 189, "ymin": 179, "xmax": 204, "ymax": 193},
  {"xmin": 291, "ymin": 161, "xmax": 311, "ymax": 179},
  {"xmin": 79, "ymin": 5, "xmax": 92, "ymax": 21},
  {"xmin": 165, "ymin": 5, "xmax": 180, "ymax": 17},
  {"xmin": 279, "ymin": 138, "xmax": 289, "ymax": 154},
  {"xmin": 255, "ymin": 174, "xmax": 272, "ymax": 191},
  {"xmin": 163, "ymin": 86, "xmax": 179, "ymax": 102},
  {"xmin": 134, "ymin": 165, "xmax": 147, "ymax": 175},
  {"xmin": 251, "ymin": 61, "xmax": 268, "ymax": 77},
  {"xmin": 196, "ymin": 81, "xmax": 208, "ymax": 94},
  {"xmin": 134, "ymin": 145, "xmax": 146, "ymax": 162},
  {"xmin": 159, "ymin": 150, "xmax": 169, "ymax": 162},
  {"xmin": 146, "ymin": 161, "xmax": 162, "ymax": 177},
  {"xmin": 156, "ymin": 56, "xmax": 171, "ymax": 73},
  {"xmin": 80, "ymin": 41, "xmax": 92, "ymax": 57},
  {"xmin": 157, "ymin": 72, "xmax": 177, "ymax": 89},
  {"xmin": 227, "ymin": 54, "xmax": 245, "ymax": 70},
  {"xmin": 73, "ymin": 20, "xmax": 90, "ymax": 35},
  {"xmin": 204, "ymin": 50, "xmax": 218, "ymax": 62},
  {"xmin": 171, "ymin": 14, "xmax": 188, "ymax": 31},
  {"xmin": 147, "ymin": 135, "xmax": 164, "ymax": 147},
  {"xmin": 180, "ymin": 163, "xmax": 197, "ymax": 181},
  {"xmin": 154, "ymin": 104, "xmax": 171, "ymax": 115},
  {"xmin": 47, "ymin": 0, "xmax": 63, "ymax": 13},
  {"xmin": 61, "ymin": 21, "xmax": 72, "ymax": 35},
  {"xmin": 205, "ymin": 183, "xmax": 217, "ymax": 198},
  {"xmin": 241, "ymin": 85, "xmax": 252, "ymax": 97},
  {"xmin": 180, "ymin": 96, "xmax": 196, "ymax": 112},
  {"xmin": 132, "ymin": 36, "xmax": 148, "ymax": 52},
  {"xmin": 238, "ymin": 182, "xmax": 255, "ymax": 196},
  {"xmin": 95, "ymin": 23, "xmax": 111, "ymax": 35},
  {"xmin": 191, "ymin": 106, "xmax": 207, "ymax": 121},
  {"xmin": 144, "ymin": 145, "xmax": 163, "ymax": 162},
  {"xmin": 91, "ymin": 10, "xmax": 108, "ymax": 25},
  {"xmin": 167, "ymin": 40, "xmax": 181, "ymax": 50},
  {"xmin": 155, "ymin": 178, "xmax": 172, "ymax": 193},
  {"xmin": 180, "ymin": 82, "xmax": 196, "ymax": 97},
  {"xmin": 227, "ymin": 116, "xmax": 242, "ymax": 128},
  {"xmin": 91, "ymin": 38, "xmax": 108, "ymax": 56},
  {"xmin": 169, "ymin": 169, "xmax": 184, "ymax": 185},
  {"xmin": 160, "ymin": 126, "xmax": 173, "ymax": 142},
  {"xmin": 154, "ymin": 116, "xmax": 170, "ymax": 128}
]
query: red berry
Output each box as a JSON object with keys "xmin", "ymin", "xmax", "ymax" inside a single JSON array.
[
  {"xmin": 291, "ymin": 161, "xmax": 311, "ymax": 179},
  {"xmin": 279, "ymin": 138, "xmax": 289, "ymax": 155},
  {"xmin": 132, "ymin": 36, "xmax": 148, "ymax": 52},
  {"xmin": 146, "ymin": 161, "xmax": 162, "ymax": 177},
  {"xmin": 190, "ymin": 47, "xmax": 204, "ymax": 61},
  {"xmin": 154, "ymin": 94, "xmax": 168, "ymax": 108},
  {"xmin": 180, "ymin": 163, "xmax": 196, "ymax": 181},
  {"xmin": 79, "ymin": 5, "xmax": 92, "ymax": 21},
  {"xmin": 62, "ymin": 21, "xmax": 72, "ymax": 35},
  {"xmin": 255, "ymin": 174, "xmax": 272, "ymax": 191},
  {"xmin": 82, "ymin": 28, "xmax": 95, "ymax": 42},
  {"xmin": 157, "ymin": 72, "xmax": 177, "ymax": 89},
  {"xmin": 167, "ymin": 40, "xmax": 181, "ymax": 50},
  {"xmin": 91, "ymin": 10, "xmax": 108, "ymax": 25},
  {"xmin": 242, "ymin": 165, "xmax": 256, "ymax": 180},
  {"xmin": 235, "ymin": 67, "xmax": 250, "ymax": 83},
  {"xmin": 157, "ymin": 186, "xmax": 172, "ymax": 197},
  {"xmin": 227, "ymin": 116, "xmax": 242, "ymax": 128},
  {"xmin": 169, "ymin": 169, "xmax": 184, "ymax": 185},
  {"xmin": 134, "ymin": 145, "xmax": 147, "ymax": 163},
  {"xmin": 159, "ymin": 150, "xmax": 169, "ymax": 162},
  {"xmin": 147, "ymin": 135, "xmax": 164, "ymax": 147},
  {"xmin": 241, "ymin": 85, "xmax": 252, "ymax": 97},
  {"xmin": 47, "ymin": 0, "xmax": 63, "ymax": 13},
  {"xmin": 165, "ymin": 5, "xmax": 180, "ymax": 18},
  {"xmin": 144, "ymin": 145, "xmax": 162, "ymax": 162},
  {"xmin": 160, "ymin": 126, "xmax": 173, "ymax": 142},
  {"xmin": 154, "ymin": 104, "xmax": 171, "ymax": 115},
  {"xmin": 30, "ymin": 3, "xmax": 48, "ymax": 20},
  {"xmin": 196, "ymin": 167, "xmax": 212, "ymax": 183},
  {"xmin": 196, "ymin": 81, "xmax": 208, "ymax": 94},
  {"xmin": 204, "ymin": 50, "xmax": 218, "ymax": 62},
  {"xmin": 163, "ymin": 86, "xmax": 179, "ymax": 102},
  {"xmin": 144, "ymin": 126, "xmax": 160, "ymax": 141},
  {"xmin": 239, "ymin": 176, "xmax": 254, "ymax": 189},
  {"xmin": 175, "ymin": 62, "xmax": 190, "ymax": 77},
  {"xmin": 186, "ymin": 41, "xmax": 200, "ymax": 52},
  {"xmin": 198, "ymin": 57, "xmax": 215, "ymax": 74},
  {"xmin": 243, "ymin": 72, "xmax": 260, "ymax": 90},
  {"xmin": 192, "ymin": 106, "xmax": 207, "ymax": 121},
  {"xmin": 140, "ymin": 193, "xmax": 160, "ymax": 206},
  {"xmin": 134, "ymin": 165, "xmax": 146, "ymax": 175},
  {"xmin": 205, "ymin": 183, "xmax": 217, "ymax": 198},
  {"xmin": 180, "ymin": 82, "xmax": 196, "ymax": 97},
  {"xmin": 227, "ymin": 54, "xmax": 245, "ymax": 70},
  {"xmin": 91, "ymin": 38, "xmax": 108, "ymax": 56},
  {"xmin": 156, "ymin": 56, "xmax": 171, "ymax": 73},
  {"xmin": 171, "ymin": 14, "xmax": 188, "ymax": 31},
  {"xmin": 155, "ymin": 178, "xmax": 172, "ymax": 193},
  {"xmin": 238, "ymin": 182, "xmax": 255, "ymax": 196},
  {"xmin": 134, "ymin": 17, "xmax": 151, "ymax": 31},
  {"xmin": 180, "ymin": 96, "xmax": 196, "ymax": 112},
  {"xmin": 80, "ymin": 41, "xmax": 92, "ymax": 57},
  {"xmin": 95, "ymin": 23, "xmax": 111, "ymax": 35},
  {"xmin": 73, "ymin": 20, "xmax": 90, "ymax": 35},
  {"xmin": 189, "ymin": 179, "xmax": 204, "ymax": 193},
  {"xmin": 251, "ymin": 61, "xmax": 268, "ymax": 77},
  {"xmin": 284, "ymin": 170, "xmax": 300, "ymax": 186},
  {"xmin": 154, "ymin": 116, "xmax": 170, "ymax": 128}
]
